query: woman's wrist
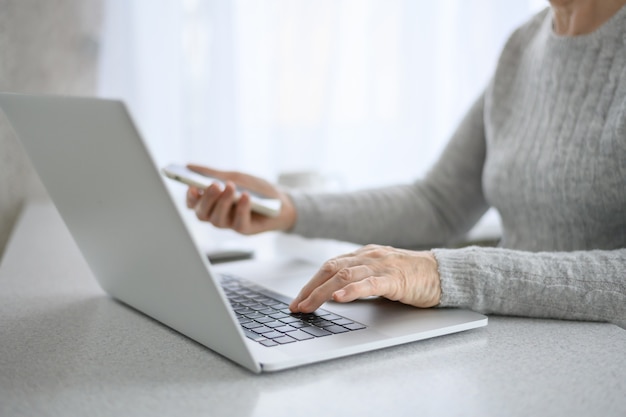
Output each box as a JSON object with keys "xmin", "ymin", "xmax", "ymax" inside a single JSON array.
[
  {"xmin": 277, "ymin": 193, "xmax": 297, "ymax": 231},
  {"xmin": 423, "ymin": 251, "xmax": 442, "ymax": 307}
]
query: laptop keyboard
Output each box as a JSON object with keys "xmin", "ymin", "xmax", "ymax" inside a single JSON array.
[{"xmin": 220, "ymin": 274, "xmax": 366, "ymax": 347}]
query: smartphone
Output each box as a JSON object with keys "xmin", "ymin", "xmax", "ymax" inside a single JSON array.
[{"xmin": 161, "ymin": 164, "xmax": 282, "ymax": 218}]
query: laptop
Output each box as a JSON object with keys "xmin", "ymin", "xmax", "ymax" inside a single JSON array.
[{"xmin": 0, "ymin": 92, "xmax": 487, "ymax": 373}]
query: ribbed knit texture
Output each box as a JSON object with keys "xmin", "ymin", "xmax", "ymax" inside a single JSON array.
[{"xmin": 289, "ymin": 7, "xmax": 626, "ymax": 327}]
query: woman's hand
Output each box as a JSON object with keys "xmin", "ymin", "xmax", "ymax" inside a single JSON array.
[
  {"xmin": 289, "ymin": 245, "xmax": 442, "ymax": 313},
  {"xmin": 185, "ymin": 164, "xmax": 297, "ymax": 235}
]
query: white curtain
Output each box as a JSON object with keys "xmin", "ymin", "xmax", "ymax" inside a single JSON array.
[{"xmin": 98, "ymin": 0, "xmax": 545, "ymax": 246}]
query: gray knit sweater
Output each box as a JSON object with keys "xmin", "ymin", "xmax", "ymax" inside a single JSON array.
[{"xmin": 289, "ymin": 7, "xmax": 626, "ymax": 328}]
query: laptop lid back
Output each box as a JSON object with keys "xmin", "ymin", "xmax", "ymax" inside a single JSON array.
[{"xmin": 0, "ymin": 93, "xmax": 260, "ymax": 373}]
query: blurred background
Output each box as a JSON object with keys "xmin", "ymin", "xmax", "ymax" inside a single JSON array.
[{"xmin": 0, "ymin": 0, "xmax": 545, "ymax": 258}]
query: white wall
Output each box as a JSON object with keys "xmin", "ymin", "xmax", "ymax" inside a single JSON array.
[{"xmin": 0, "ymin": 0, "xmax": 102, "ymax": 259}]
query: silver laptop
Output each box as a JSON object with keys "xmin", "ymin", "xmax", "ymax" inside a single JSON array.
[{"xmin": 0, "ymin": 92, "xmax": 487, "ymax": 373}]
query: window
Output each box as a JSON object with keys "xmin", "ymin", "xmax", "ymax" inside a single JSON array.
[{"xmin": 99, "ymin": 1, "xmax": 544, "ymax": 244}]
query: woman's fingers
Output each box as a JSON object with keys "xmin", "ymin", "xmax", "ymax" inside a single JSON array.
[
  {"xmin": 186, "ymin": 186, "xmax": 202, "ymax": 209},
  {"xmin": 291, "ymin": 262, "xmax": 376, "ymax": 313},
  {"xmin": 288, "ymin": 258, "xmax": 343, "ymax": 310},
  {"xmin": 209, "ymin": 182, "xmax": 238, "ymax": 228},
  {"xmin": 188, "ymin": 182, "xmax": 262, "ymax": 233},
  {"xmin": 232, "ymin": 192, "xmax": 253, "ymax": 233},
  {"xmin": 194, "ymin": 183, "xmax": 222, "ymax": 221},
  {"xmin": 290, "ymin": 246, "xmax": 385, "ymax": 310}
]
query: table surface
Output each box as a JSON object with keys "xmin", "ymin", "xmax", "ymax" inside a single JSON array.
[{"xmin": 1, "ymin": 201, "xmax": 625, "ymax": 417}]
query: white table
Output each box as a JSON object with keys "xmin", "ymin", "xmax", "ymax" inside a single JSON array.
[{"xmin": 1, "ymin": 202, "xmax": 625, "ymax": 417}]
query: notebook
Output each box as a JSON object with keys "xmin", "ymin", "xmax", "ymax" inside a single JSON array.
[{"xmin": 0, "ymin": 92, "xmax": 487, "ymax": 373}]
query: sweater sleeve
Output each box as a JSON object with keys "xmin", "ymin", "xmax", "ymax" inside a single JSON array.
[
  {"xmin": 434, "ymin": 246, "xmax": 626, "ymax": 328},
  {"xmin": 289, "ymin": 92, "xmax": 490, "ymax": 249}
]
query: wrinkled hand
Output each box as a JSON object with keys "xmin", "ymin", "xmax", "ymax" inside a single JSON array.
[
  {"xmin": 289, "ymin": 245, "xmax": 442, "ymax": 313},
  {"xmin": 185, "ymin": 164, "xmax": 296, "ymax": 235}
]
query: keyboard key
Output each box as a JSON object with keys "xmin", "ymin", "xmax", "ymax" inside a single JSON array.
[
  {"xmin": 331, "ymin": 318, "xmax": 354, "ymax": 326},
  {"xmin": 247, "ymin": 294, "xmax": 267, "ymax": 300},
  {"xmin": 273, "ymin": 335, "xmax": 296, "ymax": 344},
  {"xmin": 289, "ymin": 330, "xmax": 314, "ymax": 341},
  {"xmin": 311, "ymin": 319, "xmax": 334, "ymax": 328},
  {"xmin": 274, "ymin": 325, "xmax": 296, "ymax": 333},
  {"xmin": 243, "ymin": 329, "xmax": 266, "ymax": 342},
  {"xmin": 279, "ymin": 316, "xmax": 301, "ymax": 324},
  {"xmin": 301, "ymin": 326, "xmax": 332, "ymax": 337},
  {"xmin": 252, "ymin": 326, "xmax": 273, "ymax": 334},
  {"xmin": 233, "ymin": 307, "xmax": 254, "ymax": 315},
  {"xmin": 242, "ymin": 321, "xmax": 263, "ymax": 329},
  {"xmin": 269, "ymin": 312, "xmax": 289, "ymax": 319},
  {"xmin": 325, "ymin": 325, "xmax": 349, "ymax": 334},
  {"xmin": 260, "ymin": 339, "xmax": 278, "ymax": 347},
  {"xmin": 289, "ymin": 321, "xmax": 311, "ymax": 329},
  {"xmin": 256, "ymin": 316, "xmax": 274, "ymax": 324},
  {"xmin": 241, "ymin": 300, "xmax": 258, "ymax": 307},
  {"xmin": 344, "ymin": 322, "xmax": 366, "ymax": 330},
  {"xmin": 262, "ymin": 331, "xmax": 285, "ymax": 339}
]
